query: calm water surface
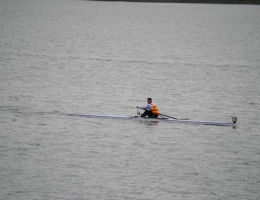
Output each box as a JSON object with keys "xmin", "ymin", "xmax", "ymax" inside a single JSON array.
[{"xmin": 1, "ymin": 0, "xmax": 260, "ymax": 199}]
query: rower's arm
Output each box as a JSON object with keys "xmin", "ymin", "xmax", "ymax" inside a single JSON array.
[{"xmin": 138, "ymin": 104, "xmax": 152, "ymax": 110}]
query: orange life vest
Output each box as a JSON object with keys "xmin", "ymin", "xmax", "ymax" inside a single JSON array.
[{"xmin": 151, "ymin": 103, "xmax": 159, "ymax": 115}]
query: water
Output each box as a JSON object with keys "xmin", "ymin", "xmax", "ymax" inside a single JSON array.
[{"xmin": 1, "ymin": 0, "xmax": 260, "ymax": 199}]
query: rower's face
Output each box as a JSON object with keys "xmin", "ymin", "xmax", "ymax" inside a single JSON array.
[{"xmin": 147, "ymin": 100, "xmax": 152, "ymax": 104}]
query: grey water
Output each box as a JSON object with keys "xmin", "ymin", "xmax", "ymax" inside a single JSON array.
[{"xmin": 1, "ymin": 0, "xmax": 260, "ymax": 199}]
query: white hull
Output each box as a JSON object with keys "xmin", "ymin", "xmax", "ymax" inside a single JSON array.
[{"xmin": 69, "ymin": 114, "xmax": 237, "ymax": 126}]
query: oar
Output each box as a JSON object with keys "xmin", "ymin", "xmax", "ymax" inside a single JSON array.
[
  {"xmin": 137, "ymin": 108, "xmax": 141, "ymax": 116},
  {"xmin": 159, "ymin": 113, "xmax": 177, "ymax": 119},
  {"xmin": 159, "ymin": 113, "xmax": 189, "ymax": 120}
]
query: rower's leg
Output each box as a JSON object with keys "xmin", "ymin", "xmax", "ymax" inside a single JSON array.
[
  {"xmin": 141, "ymin": 110, "xmax": 149, "ymax": 117},
  {"xmin": 148, "ymin": 111, "xmax": 158, "ymax": 118},
  {"xmin": 147, "ymin": 111, "xmax": 158, "ymax": 118}
]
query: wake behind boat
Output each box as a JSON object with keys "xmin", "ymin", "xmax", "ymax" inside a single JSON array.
[{"xmin": 69, "ymin": 113, "xmax": 237, "ymax": 127}]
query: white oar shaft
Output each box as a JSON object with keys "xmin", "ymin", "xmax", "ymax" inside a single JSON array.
[{"xmin": 137, "ymin": 108, "xmax": 140, "ymax": 116}]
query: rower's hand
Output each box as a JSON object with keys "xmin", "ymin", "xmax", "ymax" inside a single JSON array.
[{"xmin": 136, "ymin": 106, "xmax": 139, "ymax": 108}]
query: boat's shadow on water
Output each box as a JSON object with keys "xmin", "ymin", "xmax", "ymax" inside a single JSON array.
[{"xmin": 141, "ymin": 121, "xmax": 159, "ymax": 126}]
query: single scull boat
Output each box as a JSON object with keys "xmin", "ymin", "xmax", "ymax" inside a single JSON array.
[{"xmin": 69, "ymin": 113, "xmax": 237, "ymax": 126}]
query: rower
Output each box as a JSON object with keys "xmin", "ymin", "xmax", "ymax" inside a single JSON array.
[{"xmin": 136, "ymin": 98, "xmax": 159, "ymax": 118}]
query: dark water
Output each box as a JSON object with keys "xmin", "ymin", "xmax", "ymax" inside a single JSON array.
[{"xmin": 1, "ymin": 0, "xmax": 260, "ymax": 199}]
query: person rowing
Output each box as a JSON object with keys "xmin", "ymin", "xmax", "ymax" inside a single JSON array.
[{"xmin": 136, "ymin": 98, "xmax": 160, "ymax": 118}]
